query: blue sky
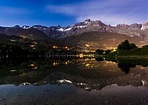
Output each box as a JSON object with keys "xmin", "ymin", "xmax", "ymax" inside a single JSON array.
[{"xmin": 0, "ymin": 0, "xmax": 148, "ymax": 27}]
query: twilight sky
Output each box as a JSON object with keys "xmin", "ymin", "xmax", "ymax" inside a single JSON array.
[{"xmin": 0, "ymin": 0, "xmax": 148, "ymax": 27}]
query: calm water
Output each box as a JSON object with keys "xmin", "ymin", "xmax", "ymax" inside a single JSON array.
[{"xmin": 0, "ymin": 58, "xmax": 148, "ymax": 105}]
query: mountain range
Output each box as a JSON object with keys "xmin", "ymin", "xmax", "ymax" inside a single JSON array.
[{"xmin": 0, "ymin": 19, "xmax": 148, "ymax": 51}]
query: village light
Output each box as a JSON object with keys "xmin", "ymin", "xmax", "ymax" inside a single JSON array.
[
  {"xmin": 29, "ymin": 64, "xmax": 35, "ymax": 67},
  {"xmin": 65, "ymin": 62, "xmax": 68, "ymax": 65},
  {"xmin": 30, "ymin": 45, "xmax": 35, "ymax": 48},
  {"xmin": 85, "ymin": 44, "xmax": 90, "ymax": 47},
  {"xmin": 53, "ymin": 46, "xmax": 57, "ymax": 49},
  {"xmin": 79, "ymin": 54, "xmax": 84, "ymax": 58}
]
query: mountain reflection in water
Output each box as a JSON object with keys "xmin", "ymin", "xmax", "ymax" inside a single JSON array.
[{"xmin": 0, "ymin": 58, "xmax": 148, "ymax": 90}]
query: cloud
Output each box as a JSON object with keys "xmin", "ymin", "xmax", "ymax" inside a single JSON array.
[{"xmin": 47, "ymin": 0, "xmax": 148, "ymax": 25}]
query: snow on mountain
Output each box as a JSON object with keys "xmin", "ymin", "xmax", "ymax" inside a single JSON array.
[
  {"xmin": 64, "ymin": 27, "xmax": 72, "ymax": 31},
  {"xmin": 57, "ymin": 27, "xmax": 72, "ymax": 32},
  {"xmin": 57, "ymin": 28, "xmax": 64, "ymax": 31},
  {"xmin": 75, "ymin": 25, "xmax": 87, "ymax": 28},
  {"xmin": 141, "ymin": 22, "xmax": 148, "ymax": 30},
  {"xmin": 22, "ymin": 25, "xmax": 30, "ymax": 29},
  {"xmin": 3, "ymin": 19, "xmax": 148, "ymax": 39}
]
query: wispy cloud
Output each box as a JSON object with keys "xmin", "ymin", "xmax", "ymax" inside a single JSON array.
[{"xmin": 47, "ymin": 0, "xmax": 148, "ymax": 25}]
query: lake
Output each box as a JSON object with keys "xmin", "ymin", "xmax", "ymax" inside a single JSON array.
[{"xmin": 0, "ymin": 58, "xmax": 148, "ymax": 105}]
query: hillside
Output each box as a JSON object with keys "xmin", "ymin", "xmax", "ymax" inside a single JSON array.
[
  {"xmin": 59, "ymin": 31, "xmax": 147, "ymax": 52},
  {"xmin": 0, "ymin": 26, "xmax": 49, "ymax": 40}
]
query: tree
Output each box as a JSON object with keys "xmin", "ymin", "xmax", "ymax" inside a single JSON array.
[
  {"xmin": 130, "ymin": 43, "xmax": 138, "ymax": 49},
  {"xmin": 142, "ymin": 45, "xmax": 148, "ymax": 48},
  {"xmin": 105, "ymin": 50, "xmax": 111, "ymax": 54},
  {"xmin": 95, "ymin": 49, "xmax": 104, "ymax": 55},
  {"xmin": 117, "ymin": 40, "xmax": 138, "ymax": 50}
]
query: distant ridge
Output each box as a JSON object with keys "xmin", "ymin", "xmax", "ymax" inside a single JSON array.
[
  {"xmin": 1, "ymin": 19, "xmax": 148, "ymax": 39},
  {"xmin": 0, "ymin": 19, "xmax": 148, "ymax": 51}
]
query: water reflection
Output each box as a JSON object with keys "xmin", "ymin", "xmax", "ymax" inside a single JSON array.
[
  {"xmin": 118, "ymin": 63, "xmax": 136, "ymax": 74},
  {"xmin": 0, "ymin": 58, "xmax": 148, "ymax": 90}
]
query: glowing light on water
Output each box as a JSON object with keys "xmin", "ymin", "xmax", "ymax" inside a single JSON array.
[
  {"xmin": 79, "ymin": 54, "xmax": 84, "ymax": 58},
  {"xmin": 85, "ymin": 64, "xmax": 90, "ymax": 67}
]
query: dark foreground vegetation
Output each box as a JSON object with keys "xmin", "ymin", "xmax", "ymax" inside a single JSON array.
[{"xmin": 95, "ymin": 40, "xmax": 148, "ymax": 58}]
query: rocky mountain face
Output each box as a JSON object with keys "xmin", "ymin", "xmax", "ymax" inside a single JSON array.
[
  {"xmin": 21, "ymin": 19, "xmax": 148, "ymax": 39},
  {"xmin": 1, "ymin": 19, "xmax": 148, "ymax": 39},
  {"xmin": 29, "ymin": 19, "xmax": 110, "ymax": 39}
]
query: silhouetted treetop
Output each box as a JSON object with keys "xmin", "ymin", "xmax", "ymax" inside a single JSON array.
[{"xmin": 117, "ymin": 40, "xmax": 138, "ymax": 50}]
